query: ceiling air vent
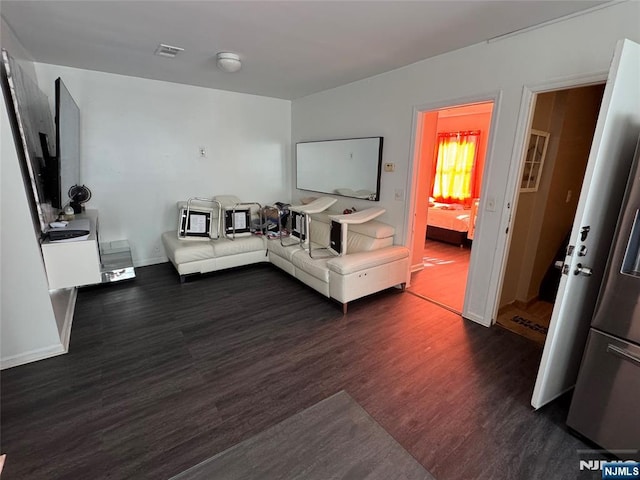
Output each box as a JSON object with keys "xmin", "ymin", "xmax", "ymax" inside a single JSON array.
[{"xmin": 154, "ymin": 44, "xmax": 184, "ymax": 58}]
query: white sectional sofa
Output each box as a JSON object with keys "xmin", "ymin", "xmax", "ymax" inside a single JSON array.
[
  {"xmin": 161, "ymin": 196, "xmax": 410, "ymax": 312},
  {"xmin": 162, "ymin": 195, "xmax": 268, "ymax": 277}
]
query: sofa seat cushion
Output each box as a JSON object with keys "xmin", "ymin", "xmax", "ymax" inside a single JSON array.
[
  {"xmin": 162, "ymin": 231, "xmax": 215, "ymax": 264},
  {"xmin": 326, "ymin": 246, "xmax": 409, "ymax": 275},
  {"xmin": 266, "ymin": 238, "xmax": 304, "ymax": 261},
  {"xmin": 290, "ymin": 248, "xmax": 331, "ymax": 283},
  {"xmin": 212, "ymin": 236, "xmax": 265, "ymax": 257}
]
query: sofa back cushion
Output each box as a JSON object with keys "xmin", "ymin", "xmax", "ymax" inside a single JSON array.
[
  {"xmin": 309, "ymin": 212, "xmax": 394, "ymax": 253},
  {"xmin": 213, "ymin": 195, "xmax": 242, "ymax": 208}
]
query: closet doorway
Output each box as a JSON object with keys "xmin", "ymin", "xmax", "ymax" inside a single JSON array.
[
  {"xmin": 409, "ymin": 102, "xmax": 494, "ymax": 314},
  {"xmin": 496, "ymin": 83, "xmax": 605, "ymax": 344}
]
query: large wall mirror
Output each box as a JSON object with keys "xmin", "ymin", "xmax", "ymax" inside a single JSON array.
[{"xmin": 296, "ymin": 137, "xmax": 383, "ymax": 201}]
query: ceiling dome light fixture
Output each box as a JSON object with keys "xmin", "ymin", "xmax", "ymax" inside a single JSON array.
[{"xmin": 216, "ymin": 52, "xmax": 242, "ymax": 73}]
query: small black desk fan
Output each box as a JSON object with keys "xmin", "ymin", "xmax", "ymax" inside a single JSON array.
[{"xmin": 68, "ymin": 185, "xmax": 92, "ymax": 213}]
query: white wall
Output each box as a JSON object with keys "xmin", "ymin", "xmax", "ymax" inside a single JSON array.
[
  {"xmin": 34, "ymin": 64, "xmax": 292, "ymax": 266},
  {"xmin": 291, "ymin": 1, "xmax": 640, "ymax": 325},
  {"xmin": 2, "ymin": 23, "xmax": 291, "ymax": 367},
  {"xmin": 1, "ymin": 21, "xmax": 64, "ymax": 368},
  {"xmin": 0, "ymin": 17, "xmax": 37, "ymax": 82}
]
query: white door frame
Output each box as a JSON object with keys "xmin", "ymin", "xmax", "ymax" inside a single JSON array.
[
  {"xmin": 488, "ymin": 72, "xmax": 609, "ymax": 325},
  {"xmin": 405, "ymin": 91, "xmax": 501, "ymax": 325}
]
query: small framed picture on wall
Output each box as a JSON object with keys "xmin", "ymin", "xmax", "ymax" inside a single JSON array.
[{"xmin": 521, "ymin": 129, "xmax": 550, "ymax": 192}]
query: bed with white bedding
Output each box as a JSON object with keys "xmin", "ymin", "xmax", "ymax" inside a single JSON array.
[{"xmin": 426, "ymin": 200, "xmax": 478, "ymax": 245}]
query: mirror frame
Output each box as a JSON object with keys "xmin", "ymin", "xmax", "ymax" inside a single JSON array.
[{"xmin": 296, "ymin": 137, "xmax": 383, "ymax": 201}]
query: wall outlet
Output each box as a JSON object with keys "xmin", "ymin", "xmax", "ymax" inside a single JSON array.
[
  {"xmin": 394, "ymin": 188, "xmax": 405, "ymax": 201},
  {"xmin": 384, "ymin": 163, "xmax": 395, "ymax": 172},
  {"xmin": 486, "ymin": 197, "xmax": 496, "ymax": 212},
  {"xmin": 199, "ymin": 146, "xmax": 207, "ymax": 158}
]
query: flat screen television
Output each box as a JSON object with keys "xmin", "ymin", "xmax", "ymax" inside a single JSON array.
[
  {"xmin": 50, "ymin": 77, "xmax": 80, "ymax": 209},
  {"xmin": 1, "ymin": 49, "xmax": 57, "ymax": 235},
  {"xmin": 1, "ymin": 49, "xmax": 81, "ymax": 237}
]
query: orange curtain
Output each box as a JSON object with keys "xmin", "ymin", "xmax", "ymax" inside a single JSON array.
[{"xmin": 432, "ymin": 130, "xmax": 480, "ymax": 204}]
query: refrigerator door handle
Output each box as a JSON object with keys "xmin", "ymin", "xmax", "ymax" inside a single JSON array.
[{"xmin": 607, "ymin": 343, "xmax": 640, "ymax": 367}]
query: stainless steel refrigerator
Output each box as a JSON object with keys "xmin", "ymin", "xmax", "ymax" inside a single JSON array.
[{"xmin": 567, "ymin": 141, "xmax": 640, "ymax": 460}]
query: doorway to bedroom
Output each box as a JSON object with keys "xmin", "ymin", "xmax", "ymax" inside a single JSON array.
[{"xmin": 408, "ymin": 101, "xmax": 494, "ymax": 314}]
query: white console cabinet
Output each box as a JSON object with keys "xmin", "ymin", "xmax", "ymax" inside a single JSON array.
[{"xmin": 41, "ymin": 209, "xmax": 102, "ymax": 290}]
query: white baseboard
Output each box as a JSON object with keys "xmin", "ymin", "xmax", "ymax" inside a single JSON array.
[
  {"xmin": 59, "ymin": 288, "xmax": 77, "ymax": 351},
  {"xmin": 410, "ymin": 262, "xmax": 424, "ymax": 273},
  {"xmin": 1, "ymin": 288, "xmax": 77, "ymax": 370},
  {"xmin": 0, "ymin": 343, "xmax": 66, "ymax": 370},
  {"xmin": 134, "ymin": 255, "xmax": 167, "ymax": 267}
]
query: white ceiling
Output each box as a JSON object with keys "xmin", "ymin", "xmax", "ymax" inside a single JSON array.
[{"xmin": 1, "ymin": 1, "xmax": 609, "ymax": 100}]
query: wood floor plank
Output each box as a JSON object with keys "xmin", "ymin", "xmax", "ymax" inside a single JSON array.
[
  {"xmin": 410, "ymin": 239, "xmax": 471, "ymax": 312},
  {"xmin": 171, "ymin": 391, "xmax": 434, "ymax": 480},
  {"xmin": 0, "ymin": 262, "xmax": 602, "ymax": 480}
]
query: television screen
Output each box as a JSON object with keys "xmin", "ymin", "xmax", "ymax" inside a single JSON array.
[
  {"xmin": 54, "ymin": 77, "xmax": 80, "ymax": 209},
  {"xmin": 1, "ymin": 48, "xmax": 57, "ymax": 235}
]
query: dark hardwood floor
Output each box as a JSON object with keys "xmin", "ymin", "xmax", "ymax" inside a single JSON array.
[
  {"xmin": 1, "ymin": 263, "xmax": 601, "ymax": 479},
  {"xmin": 409, "ymin": 239, "xmax": 471, "ymax": 313}
]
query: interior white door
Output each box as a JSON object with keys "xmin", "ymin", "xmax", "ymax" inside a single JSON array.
[{"xmin": 531, "ymin": 39, "xmax": 640, "ymax": 409}]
